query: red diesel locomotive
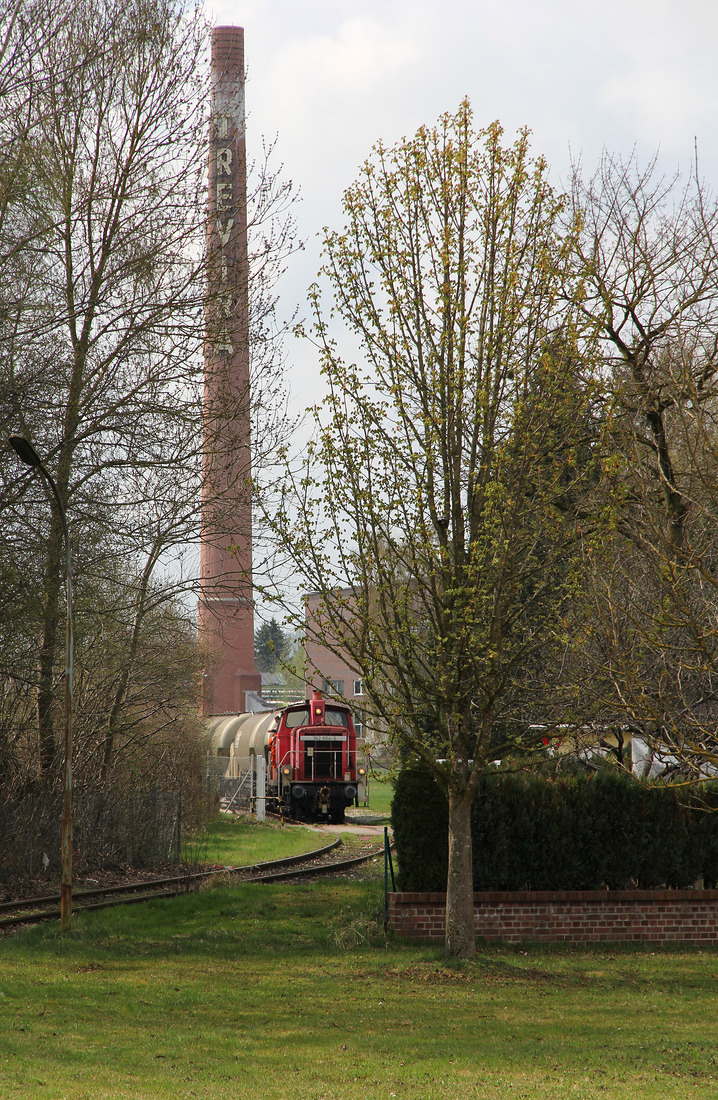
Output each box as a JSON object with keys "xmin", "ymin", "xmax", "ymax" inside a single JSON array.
[
  {"xmin": 209, "ymin": 690, "xmax": 363, "ymax": 823},
  {"xmin": 269, "ymin": 690, "xmax": 361, "ymax": 822}
]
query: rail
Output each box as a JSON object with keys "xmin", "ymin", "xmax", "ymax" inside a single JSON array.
[{"xmin": 0, "ymin": 837, "xmax": 386, "ymax": 932}]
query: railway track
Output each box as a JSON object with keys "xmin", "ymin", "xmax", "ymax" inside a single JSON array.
[{"xmin": 0, "ymin": 838, "xmax": 385, "ymax": 932}]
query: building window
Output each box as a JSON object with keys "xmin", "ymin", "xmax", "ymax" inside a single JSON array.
[
  {"xmin": 322, "ymin": 678, "xmax": 344, "ymax": 696},
  {"xmin": 353, "ymin": 679, "xmax": 363, "ymax": 696}
]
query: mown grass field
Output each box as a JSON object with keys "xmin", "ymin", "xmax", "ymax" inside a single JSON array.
[
  {"xmin": 184, "ymin": 815, "xmax": 335, "ymax": 867},
  {"xmin": 2, "ymin": 822, "xmax": 718, "ymax": 1099},
  {"xmin": 186, "ymin": 812, "xmax": 385, "ymax": 869},
  {"xmin": 363, "ymin": 773, "xmax": 393, "ymax": 819}
]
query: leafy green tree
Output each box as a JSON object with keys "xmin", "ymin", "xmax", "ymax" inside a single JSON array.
[{"xmin": 271, "ymin": 104, "xmax": 597, "ymax": 956}]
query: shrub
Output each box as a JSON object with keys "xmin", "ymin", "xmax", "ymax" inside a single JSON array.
[
  {"xmin": 391, "ymin": 764, "xmax": 448, "ymax": 891},
  {"xmin": 392, "ymin": 762, "xmax": 718, "ymax": 892}
]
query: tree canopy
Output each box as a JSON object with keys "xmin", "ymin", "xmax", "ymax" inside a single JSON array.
[
  {"xmin": 565, "ymin": 152, "xmax": 718, "ymax": 778},
  {"xmin": 254, "ymin": 618, "xmax": 290, "ymax": 673},
  {"xmin": 272, "ymin": 103, "xmax": 598, "ymax": 956}
]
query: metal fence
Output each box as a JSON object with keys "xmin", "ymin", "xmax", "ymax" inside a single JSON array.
[
  {"xmin": 0, "ymin": 783, "xmax": 217, "ymax": 884},
  {"xmin": 216, "ymin": 773, "xmax": 253, "ymax": 813}
]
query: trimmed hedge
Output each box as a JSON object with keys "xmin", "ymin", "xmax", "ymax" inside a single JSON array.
[
  {"xmin": 391, "ymin": 764, "xmax": 718, "ymax": 892},
  {"xmin": 391, "ymin": 765, "xmax": 449, "ymax": 892}
]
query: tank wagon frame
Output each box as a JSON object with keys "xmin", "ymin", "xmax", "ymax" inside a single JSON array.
[{"xmin": 209, "ymin": 690, "xmax": 364, "ymax": 824}]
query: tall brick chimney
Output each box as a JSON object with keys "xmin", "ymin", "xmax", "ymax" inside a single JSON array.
[{"xmin": 198, "ymin": 26, "xmax": 261, "ymax": 715}]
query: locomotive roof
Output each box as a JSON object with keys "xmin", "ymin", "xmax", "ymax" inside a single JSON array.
[
  {"xmin": 282, "ymin": 699, "xmax": 351, "ymax": 729},
  {"xmin": 285, "ymin": 698, "xmax": 349, "ymax": 711}
]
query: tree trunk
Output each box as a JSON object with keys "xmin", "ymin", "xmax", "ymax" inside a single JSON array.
[
  {"xmin": 445, "ymin": 785, "xmax": 475, "ymax": 958},
  {"xmin": 37, "ymin": 507, "xmax": 65, "ymax": 773},
  {"xmin": 101, "ymin": 544, "xmax": 160, "ymax": 780}
]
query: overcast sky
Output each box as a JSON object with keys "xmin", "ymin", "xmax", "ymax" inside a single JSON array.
[
  {"xmin": 205, "ymin": 0, "xmax": 718, "ymax": 409},
  {"xmin": 198, "ymin": 0, "xmax": 716, "ymax": 614}
]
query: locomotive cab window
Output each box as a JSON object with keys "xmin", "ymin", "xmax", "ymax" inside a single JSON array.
[
  {"xmin": 324, "ymin": 708, "xmax": 348, "ymax": 728},
  {"xmin": 284, "ymin": 707, "xmax": 310, "ymax": 728}
]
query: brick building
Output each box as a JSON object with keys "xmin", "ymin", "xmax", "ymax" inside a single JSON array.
[{"xmin": 304, "ymin": 589, "xmax": 384, "ymax": 755}]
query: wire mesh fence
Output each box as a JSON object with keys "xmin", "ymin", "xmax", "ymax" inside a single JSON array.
[{"xmin": 0, "ymin": 781, "xmax": 219, "ymax": 885}]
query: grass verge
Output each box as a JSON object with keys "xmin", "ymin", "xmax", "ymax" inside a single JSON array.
[
  {"xmin": 364, "ymin": 775, "xmax": 393, "ymax": 818},
  {"xmin": 183, "ymin": 815, "xmax": 332, "ymax": 867},
  {"xmin": 2, "ymin": 871, "xmax": 718, "ymax": 1098}
]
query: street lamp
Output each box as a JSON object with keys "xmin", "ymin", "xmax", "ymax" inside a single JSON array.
[{"xmin": 8, "ymin": 436, "xmax": 74, "ymax": 932}]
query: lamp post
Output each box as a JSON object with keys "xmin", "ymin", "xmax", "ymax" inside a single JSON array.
[{"xmin": 9, "ymin": 436, "xmax": 74, "ymax": 932}]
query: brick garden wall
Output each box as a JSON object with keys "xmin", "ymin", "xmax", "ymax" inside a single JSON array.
[{"xmin": 388, "ymin": 890, "xmax": 718, "ymax": 944}]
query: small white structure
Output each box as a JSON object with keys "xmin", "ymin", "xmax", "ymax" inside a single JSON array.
[{"xmin": 254, "ymin": 755, "xmax": 266, "ymax": 821}]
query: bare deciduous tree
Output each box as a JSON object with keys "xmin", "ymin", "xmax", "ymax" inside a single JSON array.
[
  {"xmin": 569, "ymin": 152, "xmax": 718, "ymax": 776},
  {"xmin": 0, "ymin": 0, "xmax": 298, "ymax": 796}
]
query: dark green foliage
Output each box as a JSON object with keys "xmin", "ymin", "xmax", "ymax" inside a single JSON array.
[
  {"xmin": 636, "ymin": 784, "xmax": 695, "ymax": 888},
  {"xmin": 391, "ymin": 765, "xmax": 448, "ymax": 891},
  {"xmin": 393, "ymin": 762, "xmax": 718, "ymax": 892},
  {"xmin": 254, "ymin": 619, "xmax": 290, "ymax": 673},
  {"xmin": 684, "ymin": 784, "xmax": 718, "ymax": 887}
]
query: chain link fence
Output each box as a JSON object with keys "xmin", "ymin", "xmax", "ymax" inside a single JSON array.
[{"xmin": 0, "ymin": 781, "xmax": 219, "ymax": 885}]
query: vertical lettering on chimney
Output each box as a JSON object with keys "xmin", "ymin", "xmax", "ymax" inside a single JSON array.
[{"xmin": 199, "ymin": 26, "xmax": 261, "ymax": 715}]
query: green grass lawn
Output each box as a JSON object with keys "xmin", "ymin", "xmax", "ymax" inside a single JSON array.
[
  {"xmin": 185, "ymin": 815, "xmax": 332, "ymax": 867},
  {"xmin": 2, "ymin": 863, "xmax": 718, "ymax": 1099},
  {"xmin": 187, "ymin": 816, "xmax": 379, "ymax": 869},
  {"xmin": 363, "ymin": 774, "xmax": 393, "ymax": 817}
]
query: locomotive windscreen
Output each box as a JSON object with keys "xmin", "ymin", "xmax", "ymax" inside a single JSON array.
[
  {"xmin": 284, "ymin": 708, "xmax": 310, "ymax": 727},
  {"xmin": 284, "ymin": 705, "xmax": 349, "ymax": 729}
]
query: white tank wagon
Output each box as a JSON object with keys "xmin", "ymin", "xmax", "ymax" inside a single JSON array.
[{"xmin": 207, "ymin": 710, "xmax": 280, "ymax": 778}]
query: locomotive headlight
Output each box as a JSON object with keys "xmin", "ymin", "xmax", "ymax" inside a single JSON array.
[
  {"xmin": 358, "ymin": 767, "xmax": 366, "ymax": 778},
  {"xmin": 282, "ymin": 765, "xmax": 292, "ymax": 779}
]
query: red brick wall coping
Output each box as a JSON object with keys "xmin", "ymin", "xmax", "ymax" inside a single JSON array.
[
  {"xmin": 393, "ymin": 888, "xmax": 718, "ymax": 903},
  {"xmin": 388, "ymin": 889, "xmax": 718, "ymax": 944}
]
